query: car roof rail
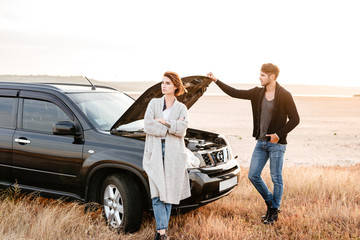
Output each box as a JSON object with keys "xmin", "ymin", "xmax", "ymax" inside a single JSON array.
[
  {"xmin": 0, "ymin": 81, "xmax": 118, "ymax": 92},
  {"xmin": 41, "ymin": 82, "xmax": 117, "ymax": 91}
]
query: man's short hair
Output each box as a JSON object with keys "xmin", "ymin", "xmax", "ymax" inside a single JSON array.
[{"xmin": 261, "ymin": 63, "xmax": 280, "ymax": 80}]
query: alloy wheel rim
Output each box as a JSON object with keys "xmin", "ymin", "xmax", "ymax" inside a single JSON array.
[{"xmin": 103, "ymin": 184, "xmax": 124, "ymax": 228}]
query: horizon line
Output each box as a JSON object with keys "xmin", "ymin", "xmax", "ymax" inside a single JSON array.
[{"xmin": 1, "ymin": 74, "xmax": 360, "ymax": 88}]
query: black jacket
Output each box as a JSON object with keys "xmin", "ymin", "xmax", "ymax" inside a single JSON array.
[{"xmin": 216, "ymin": 80, "xmax": 300, "ymax": 144}]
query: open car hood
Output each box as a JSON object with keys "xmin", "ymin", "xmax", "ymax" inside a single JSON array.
[{"xmin": 110, "ymin": 75, "xmax": 212, "ymax": 131}]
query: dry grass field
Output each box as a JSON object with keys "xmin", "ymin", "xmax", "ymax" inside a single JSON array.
[{"xmin": 1, "ymin": 165, "xmax": 359, "ymax": 240}]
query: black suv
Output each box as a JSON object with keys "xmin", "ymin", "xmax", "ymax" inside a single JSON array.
[{"xmin": 0, "ymin": 76, "xmax": 240, "ymax": 232}]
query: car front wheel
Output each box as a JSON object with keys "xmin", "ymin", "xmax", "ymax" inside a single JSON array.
[{"xmin": 101, "ymin": 173, "xmax": 143, "ymax": 232}]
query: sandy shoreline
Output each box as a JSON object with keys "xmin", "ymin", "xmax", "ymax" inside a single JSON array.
[{"xmin": 181, "ymin": 95, "xmax": 360, "ymax": 167}]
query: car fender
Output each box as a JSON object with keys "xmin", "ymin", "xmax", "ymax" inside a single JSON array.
[{"xmin": 82, "ymin": 149, "xmax": 151, "ymax": 205}]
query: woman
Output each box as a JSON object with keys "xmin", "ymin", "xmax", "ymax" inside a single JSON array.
[{"xmin": 143, "ymin": 71, "xmax": 191, "ymax": 240}]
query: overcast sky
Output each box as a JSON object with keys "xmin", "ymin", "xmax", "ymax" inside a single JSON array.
[{"xmin": 0, "ymin": 0, "xmax": 359, "ymax": 86}]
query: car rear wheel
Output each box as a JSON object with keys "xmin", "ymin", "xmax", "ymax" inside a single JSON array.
[{"xmin": 101, "ymin": 173, "xmax": 143, "ymax": 232}]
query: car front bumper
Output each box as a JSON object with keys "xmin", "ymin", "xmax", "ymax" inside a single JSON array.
[{"xmin": 174, "ymin": 159, "xmax": 240, "ymax": 209}]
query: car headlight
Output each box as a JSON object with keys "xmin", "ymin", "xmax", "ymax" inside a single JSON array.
[{"xmin": 185, "ymin": 148, "xmax": 200, "ymax": 168}]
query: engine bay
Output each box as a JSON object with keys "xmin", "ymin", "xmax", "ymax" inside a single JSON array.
[{"xmin": 112, "ymin": 128, "xmax": 231, "ymax": 168}]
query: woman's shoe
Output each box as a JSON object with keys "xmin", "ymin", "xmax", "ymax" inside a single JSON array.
[
  {"xmin": 263, "ymin": 207, "xmax": 279, "ymax": 225},
  {"xmin": 154, "ymin": 232, "xmax": 160, "ymax": 240},
  {"xmin": 159, "ymin": 233, "xmax": 168, "ymax": 240}
]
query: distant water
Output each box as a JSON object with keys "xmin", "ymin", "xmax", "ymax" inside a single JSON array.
[
  {"xmin": 1, "ymin": 76, "xmax": 359, "ymax": 97},
  {"xmin": 126, "ymin": 91, "xmax": 355, "ymax": 98},
  {"xmin": 292, "ymin": 94, "xmax": 353, "ymax": 98}
]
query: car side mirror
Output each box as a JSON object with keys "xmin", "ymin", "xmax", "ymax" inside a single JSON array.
[{"xmin": 53, "ymin": 121, "xmax": 76, "ymax": 135}]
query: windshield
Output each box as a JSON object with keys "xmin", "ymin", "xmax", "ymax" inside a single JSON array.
[{"xmin": 67, "ymin": 92, "xmax": 144, "ymax": 131}]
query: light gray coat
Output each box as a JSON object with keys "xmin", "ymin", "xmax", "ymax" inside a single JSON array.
[{"xmin": 143, "ymin": 96, "xmax": 191, "ymax": 204}]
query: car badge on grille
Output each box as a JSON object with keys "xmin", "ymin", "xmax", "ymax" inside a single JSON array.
[{"xmin": 217, "ymin": 151, "xmax": 224, "ymax": 162}]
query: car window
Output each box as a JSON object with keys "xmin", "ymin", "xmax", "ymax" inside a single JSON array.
[
  {"xmin": 68, "ymin": 92, "xmax": 138, "ymax": 131},
  {"xmin": 22, "ymin": 99, "xmax": 71, "ymax": 133},
  {"xmin": 0, "ymin": 97, "xmax": 17, "ymax": 129}
]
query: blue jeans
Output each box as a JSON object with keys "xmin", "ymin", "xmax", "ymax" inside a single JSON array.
[
  {"xmin": 152, "ymin": 197, "xmax": 172, "ymax": 230},
  {"xmin": 248, "ymin": 140, "xmax": 286, "ymax": 209}
]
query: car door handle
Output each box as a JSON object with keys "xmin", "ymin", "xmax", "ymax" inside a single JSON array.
[{"xmin": 15, "ymin": 138, "xmax": 31, "ymax": 144}]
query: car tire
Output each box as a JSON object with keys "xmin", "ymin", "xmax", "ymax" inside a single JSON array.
[{"xmin": 100, "ymin": 173, "xmax": 143, "ymax": 233}]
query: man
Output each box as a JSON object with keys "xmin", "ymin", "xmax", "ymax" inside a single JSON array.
[{"xmin": 207, "ymin": 63, "xmax": 300, "ymax": 224}]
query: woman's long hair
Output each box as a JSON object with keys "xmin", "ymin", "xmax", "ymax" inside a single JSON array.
[{"xmin": 163, "ymin": 71, "xmax": 187, "ymax": 96}]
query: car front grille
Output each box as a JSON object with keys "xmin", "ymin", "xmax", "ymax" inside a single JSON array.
[
  {"xmin": 202, "ymin": 153, "xmax": 213, "ymax": 166},
  {"xmin": 200, "ymin": 148, "xmax": 229, "ymax": 167}
]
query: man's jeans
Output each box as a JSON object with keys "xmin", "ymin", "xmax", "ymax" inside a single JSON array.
[{"xmin": 248, "ymin": 140, "xmax": 287, "ymax": 209}]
